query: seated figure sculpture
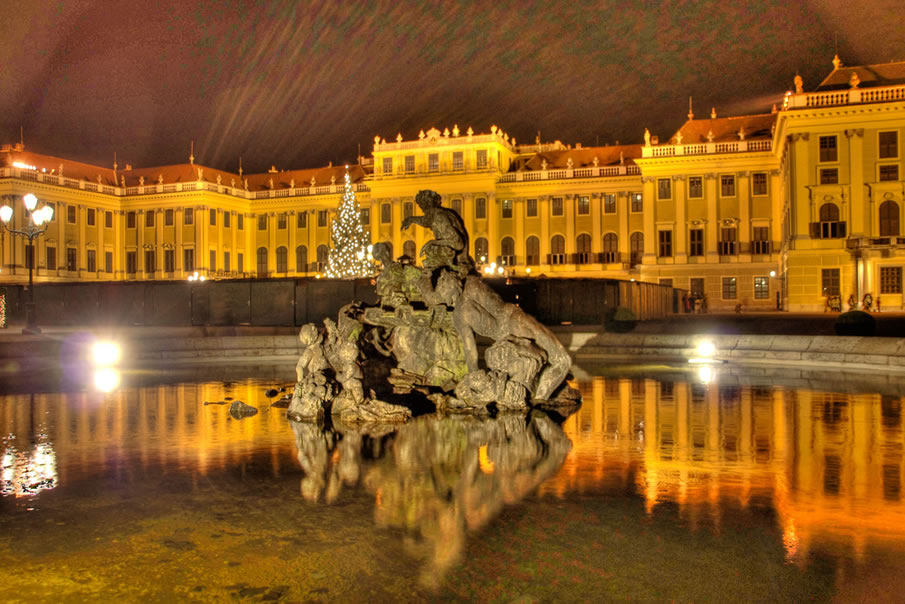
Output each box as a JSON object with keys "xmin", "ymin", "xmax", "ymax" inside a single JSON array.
[{"xmin": 401, "ymin": 190, "xmax": 474, "ymax": 274}]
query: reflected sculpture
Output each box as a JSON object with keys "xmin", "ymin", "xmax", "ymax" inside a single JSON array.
[
  {"xmin": 290, "ymin": 411, "xmax": 572, "ymax": 587},
  {"xmin": 288, "ymin": 189, "xmax": 579, "ymax": 424}
]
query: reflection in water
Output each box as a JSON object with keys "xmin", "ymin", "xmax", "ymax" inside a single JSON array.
[
  {"xmin": 550, "ymin": 375, "xmax": 905, "ymax": 570},
  {"xmin": 290, "ymin": 412, "xmax": 572, "ymax": 587},
  {"xmin": 2, "ymin": 371, "xmax": 905, "ymax": 598}
]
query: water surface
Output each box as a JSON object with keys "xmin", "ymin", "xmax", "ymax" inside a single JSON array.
[{"xmin": 2, "ymin": 363, "xmax": 905, "ymax": 602}]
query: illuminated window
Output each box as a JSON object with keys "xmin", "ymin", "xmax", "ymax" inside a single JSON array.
[
  {"xmin": 381, "ymin": 203, "xmax": 391, "ymax": 224},
  {"xmin": 317, "ymin": 210, "xmax": 327, "ymax": 227},
  {"xmin": 383, "ymin": 157, "xmax": 393, "ymax": 175},
  {"xmin": 276, "ymin": 247, "xmax": 287, "ymax": 273},
  {"xmin": 183, "ymin": 249, "xmax": 194, "ymax": 272},
  {"xmin": 297, "ymin": 212, "xmax": 307, "ymax": 228},
  {"xmin": 87, "ymin": 208, "xmax": 95, "ymax": 226},
  {"xmin": 475, "ymin": 197, "xmax": 486, "ymax": 219},
  {"xmin": 688, "ymin": 177, "xmax": 703, "ymax": 198},
  {"xmin": 880, "ymin": 201, "xmax": 899, "ymax": 236},
  {"xmin": 552, "ymin": 197, "xmax": 563, "ymax": 216},
  {"xmin": 453, "ymin": 151, "xmax": 463, "ymax": 170},
  {"xmin": 278, "ymin": 213, "xmax": 287, "ymax": 229},
  {"xmin": 474, "ymin": 237, "xmax": 488, "ymax": 262},
  {"xmin": 819, "ymin": 135, "xmax": 838, "ymax": 162},
  {"xmin": 184, "ymin": 208, "xmax": 193, "ymax": 225},
  {"xmin": 165, "ymin": 209, "xmax": 174, "ymax": 226},
  {"xmin": 752, "ymin": 226, "xmax": 770, "ymax": 254},
  {"xmin": 127, "ymin": 211, "xmax": 136, "ymax": 228},
  {"xmin": 658, "ymin": 230, "xmax": 672, "ymax": 257},
  {"xmin": 527, "ymin": 198, "xmax": 537, "ymax": 217},
  {"xmin": 223, "ymin": 212, "xmax": 230, "ymax": 228},
  {"xmin": 258, "ymin": 214, "xmax": 267, "ymax": 230},
  {"xmin": 754, "ymin": 276, "xmax": 769, "ymax": 299},
  {"xmin": 690, "ymin": 278, "xmax": 704, "ymax": 296},
  {"xmin": 603, "ymin": 194, "xmax": 616, "ymax": 214},
  {"xmin": 630, "ymin": 193, "xmax": 643, "ymax": 212},
  {"xmin": 820, "ymin": 168, "xmax": 839, "ymax": 185},
  {"xmin": 502, "ymin": 199, "xmax": 513, "ymax": 219},
  {"xmin": 821, "ymin": 268, "xmax": 840, "ymax": 296},
  {"xmin": 476, "ymin": 149, "xmax": 488, "ymax": 169},
  {"xmin": 526, "ymin": 236, "xmax": 540, "ymax": 265},
  {"xmin": 428, "ymin": 153, "xmax": 439, "ymax": 172},
  {"xmin": 689, "ymin": 228, "xmax": 704, "ymax": 257},
  {"xmin": 880, "ymin": 131, "xmax": 899, "ymax": 159},
  {"xmin": 722, "ymin": 277, "xmax": 737, "ymax": 299},
  {"xmin": 720, "ymin": 175, "xmax": 736, "ymax": 197},
  {"xmin": 67, "ymin": 205, "xmax": 76, "ymax": 224},
  {"xmin": 719, "ymin": 228, "xmax": 737, "ymax": 255},
  {"xmin": 404, "ymin": 155, "xmax": 415, "ymax": 173},
  {"xmin": 602, "ymin": 233, "xmax": 618, "ymax": 263},
  {"xmin": 657, "ymin": 178, "xmax": 671, "ymax": 200},
  {"xmin": 881, "ymin": 266, "xmax": 902, "ymax": 294},
  {"xmin": 880, "ymin": 164, "xmax": 899, "ymax": 181},
  {"xmin": 145, "ymin": 211, "xmax": 154, "ymax": 227},
  {"xmin": 752, "ymin": 173, "xmax": 768, "ymax": 195},
  {"xmin": 210, "ymin": 208, "xmax": 216, "ymax": 225},
  {"xmin": 577, "ymin": 195, "xmax": 590, "ymax": 215}
]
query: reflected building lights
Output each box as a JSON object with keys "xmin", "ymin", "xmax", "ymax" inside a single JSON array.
[{"xmin": 1, "ymin": 442, "xmax": 57, "ymax": 497}]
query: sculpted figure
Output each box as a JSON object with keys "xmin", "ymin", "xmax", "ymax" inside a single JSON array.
[
  {"xmin": 289, "ymin": 323, "xmax": 333, "ymax": 421},
  {"xmin": 371, "ymin": 242, "xmax": 421, "ymax": 308},
  {"xmin": 324, "ymin": 314, "xmax": 364, "ymax": 404},
  {"xmin": 421, "ymin": 270, "xmax": 570, "ymax": 401},
  {"xmin": 401, "ymin": 190, "xmax": 473, "ymax": 273}
]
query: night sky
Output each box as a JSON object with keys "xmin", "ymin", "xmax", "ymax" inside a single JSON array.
[{"xmin": 2, "ymin": 0, "xmax": 904, "ymax": 173}]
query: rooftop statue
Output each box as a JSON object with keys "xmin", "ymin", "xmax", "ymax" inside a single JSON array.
[{"xmin": 288, "ymin": 189, "xmax": 579, "ymax": 425}]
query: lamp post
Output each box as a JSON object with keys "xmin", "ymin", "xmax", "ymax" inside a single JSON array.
[{"xmin": 0, "ymin": 193, "xmax": 53, "ymax": 334}]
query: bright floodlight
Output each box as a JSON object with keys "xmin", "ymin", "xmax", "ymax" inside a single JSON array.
[
  {"xmin": 696, "ymin": 340, "xmax": 716, "ymax": 358},
  {"xmin": 43, "ymin": 204, "xmax": 53, "ymax": 222},
  {"xmin": 497, "ymin": 266, "xmax": 504, "ymax": 275},
  {"xmin": 0, "ymin": 205, "xmax": 11, "ymax": 223},
  {"xmin": 94, "ymin": 368, "xmax": 121, "ymax": 393},
  {"xmin": 770, "ymin": 270, "xmax": 777, "ymax": 278},
  {"xmin": 92, "ymin": 340, "xmax": 121, "ymax": 366},
  {"xmin": 32, "ymin": 208, "xmax": 47, "ymax": 226},
  {"xmin": 697, "ymin": 365, "xmax": 714, "ymax": 384},
  {"xmin": 23, "ymin": 193, "xmax": 37, "ymax": 211}
]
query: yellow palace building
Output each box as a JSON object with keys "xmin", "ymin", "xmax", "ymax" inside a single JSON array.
[{"xmin": 1, "ymin": 55, "xmax": 904, "ymax": 312}]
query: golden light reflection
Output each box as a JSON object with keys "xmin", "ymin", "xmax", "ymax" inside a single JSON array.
[
  {"xmin": 543, "ymin": 376, "xmax": 905, "ymax": 568},
  {"xmin": 1, "ymin": 442, "xmax": 57, "ymax": 497},
  {"xmin": 93, "ymin": 368, "xmax": 121, "ymax": 392},
  {"xmin": 478, "ymin": 444, "xmax": 495, "ymax": 474}
]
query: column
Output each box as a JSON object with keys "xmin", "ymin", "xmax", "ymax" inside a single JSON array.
[
  {"xmin": 307, "ymin": 212, "xmax": 318, "ymax": 272},
  {"xmin": 267, "ymin": 213, "xmax": 277, "ymax": 273},
  {"xmin": 487, "ymin": 193, "xmax": 499, "ymax": 261},
  {"xmin": 79, "ymin": 205, "xmax": 87, "ymax": 276},
  {"xmin": 289, "ymin": 211, "xmax": 297, "ymax": 273},
  {"xmin": 540, "ymin": 196, "xmax": 551, "ymax": 260},
  {"xmin": 97, "ymin": 209, "xmax": 105, "ymax": 277},
  {"xmin": 770, "ymin": 170, "xmax": 782, "ymax": 253},
  {"xmin": 565, "ymin": 194, "xmax": 576, "ymax": 256},
  {"xmin": 738, "ymin": 172, "xmax": 751, "ymax": 255},
  {"xmin": 137, "ymin": 210, "xmax": 145, "ymax": 275},
  {"xmin": 674, "ymin": 177, "xmax": 687, "ymax": 263},
  {"xmin": 217, "ymin": 208, "xmax": 224, "ymax": 274},
  {"xmin": 847, "ymin": 129, "xmax": 865, "ymax": 236},
  {"xmin": 514, "ymin": 198, "xmax": 525, "ymax": 265},
  {"xmin": 175, "ymin": 207, "xmax": 184, "ymax": 274},
  {"xmin": 705, "ymin": 174, "xmax": 719, "ymax": 262},
  {"xmin": 231, "ymin": 212, "xmax": 238, "ymax": 274},
  {"xmin": 155, "ymin": 210, "xmax": 163, "ymax": 278},
  {"xmin": 642, "ymin": 178, "xmax": 656, "ymax": 262},
  {"xmin": 591, "ymin": 193, "xmax": 602, "ymax": 257},
  {"xmin": 392, "ymin": 199, "xmax": 403, "ymax": 259},
  {"xmin": 618, "ymin": 192, "xmax": 629, "ymax": 260},
  {"xmin": 114, "ymin": 210, "xmax": 124, "ymax": 279},
  {"xmin": 463, "ymin": 194, "xmax": 475, "ymax": 250}
]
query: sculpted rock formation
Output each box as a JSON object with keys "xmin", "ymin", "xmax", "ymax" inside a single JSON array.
[{"xmin": 288, "ymin": 188, "xmax": 579, "ymax": 424}]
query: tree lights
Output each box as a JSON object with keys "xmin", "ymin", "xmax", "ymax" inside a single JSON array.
[{"xmin": 325, "ymin": 168, "xmax": 375, "ymax": 279}]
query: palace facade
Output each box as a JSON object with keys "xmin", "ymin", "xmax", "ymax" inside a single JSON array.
[{"xmin": 2, "ymin": 56, "xmax": 904, "ymax": 312}]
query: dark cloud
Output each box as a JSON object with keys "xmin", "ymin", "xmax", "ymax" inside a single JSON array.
[{"xmin": 1, "ymin": 0, "xmax": 903, "ymax": 172}]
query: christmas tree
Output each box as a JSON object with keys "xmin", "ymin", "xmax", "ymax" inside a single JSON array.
[{"xmin": 325, "ymin": 167, "xmax": 376, "ymax": 278}]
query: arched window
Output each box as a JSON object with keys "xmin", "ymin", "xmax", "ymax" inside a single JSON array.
[
  {"xmin": 576, "ymin": 233, "xmax": 591, "ymax": 264},
  {"xmin": 276, "ymin": 246, "xmax": 288, "ymax": 273},
  {"xmin": 630, "ymin": 232, "xmax": 643, "ymax": 267},
  {"xmin": 880, "ymin": 200, "xmax": 900, "ymax": 237},
  {"xmin": 551, "ymin": 234, "xmax": 566, "ymax": 264},
  {"xmin": 474, "ymin": 237, "xmax": 489, "ymax": 263},
  {"xmin": 526, "ymin": 236, "xmax": 540, "ymax": 265},
  {"xmin": 602, "ymin": 233, "xmax": 618, "ymax": 263},
  {"xmin": 818, "ymin": 203, "xmax": 844, "ymax": 238},
  {"xmin": 501, "ymin": 236, "xmax": 515, "ymax": 265},
  {"xmin": 296, "ymin": 245, "xmax": 308, "ymax": 273},
  {"xmin": 316, "ymin": 244, "xmax": 329, "ymax": 272},
  {"xmin": 256, "ymin": 247, "xmax": 268, "ymax": 277},
  {"xmin": 403, "ymin": 240, "xmax": 417, "ymax": 262}
]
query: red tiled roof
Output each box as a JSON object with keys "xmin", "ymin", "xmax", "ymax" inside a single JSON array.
[
  {"xmin": 513, "ymin": 144, "xmax": 642, "ymax": 172},
  {"xmin": 1, "ymin": 147, "xmax": 366, "ymax": 189},
  {"xmin": 669, "ymin": 113, "xmax": 775, "ymax": 145},
  {"xmin": 816, "ymin": 60, "xmax": 905, "ymax": 91}
]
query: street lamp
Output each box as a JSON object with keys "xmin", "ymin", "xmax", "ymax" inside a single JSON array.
[{"xmin": 0, "ymin": 193, "xmax": 53, "ymax": 334}]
